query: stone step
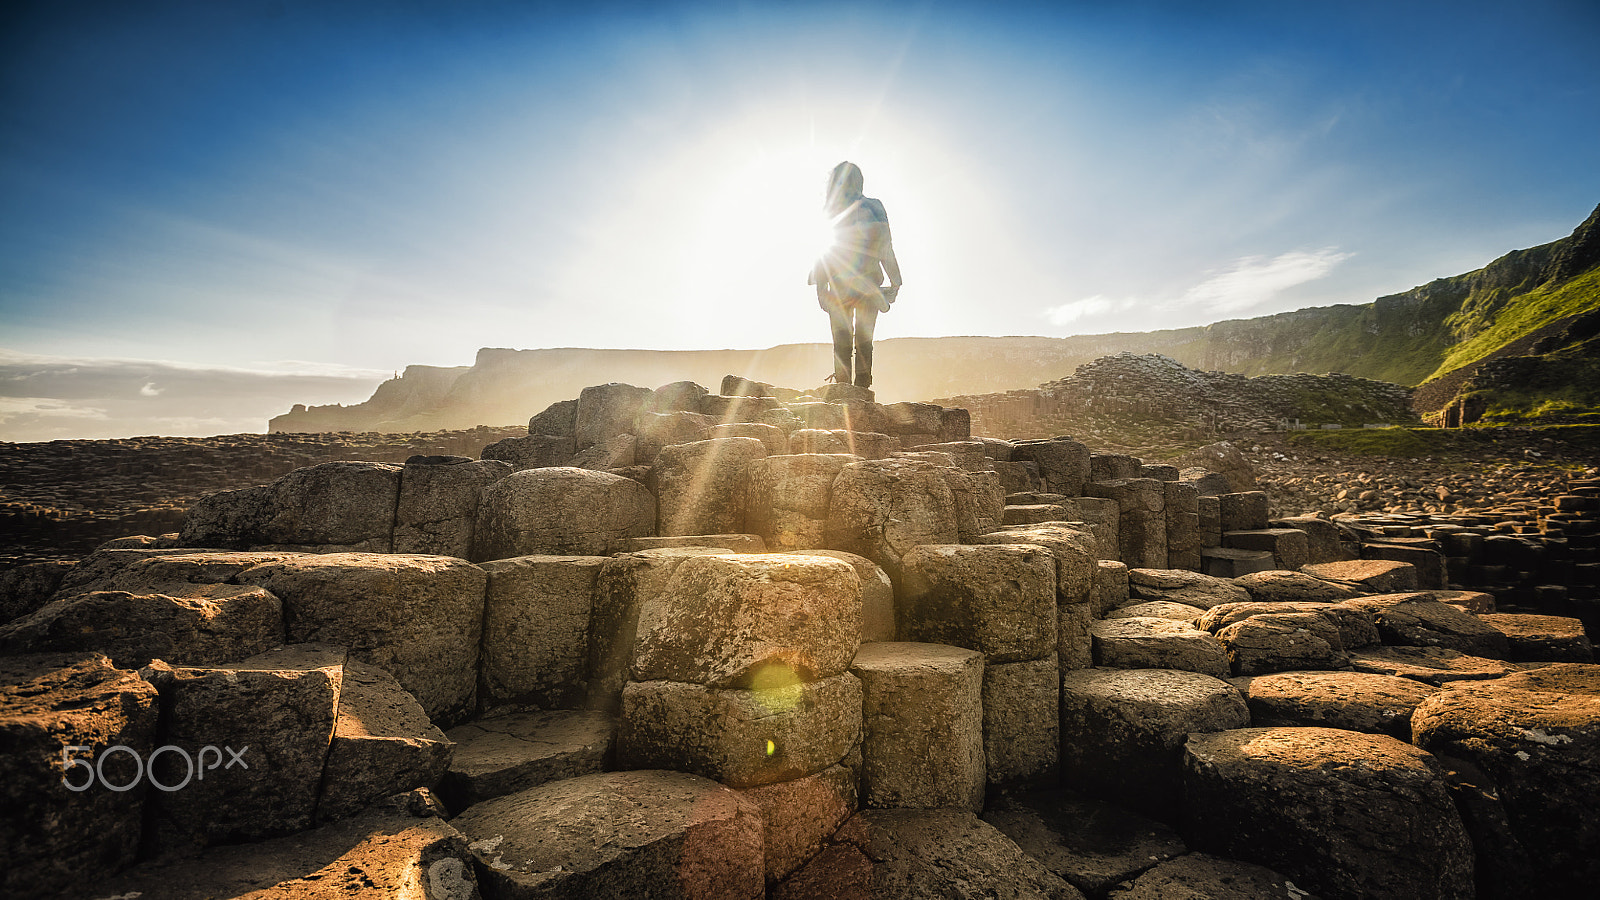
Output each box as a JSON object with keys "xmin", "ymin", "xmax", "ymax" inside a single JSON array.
[{"xmin": 439, "ymin": 709, "xmax": 616, "ymax": 814}]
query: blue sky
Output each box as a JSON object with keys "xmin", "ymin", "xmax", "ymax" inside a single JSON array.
[{"xmin": 2, "ymin": 0, "xmax": 1598, "ymax": 439}]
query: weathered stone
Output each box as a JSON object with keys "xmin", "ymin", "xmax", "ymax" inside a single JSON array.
[
  {"xmin": 1199, "ymin": 546, "xmax": 1275, "ymax": 578},
  {"xmin": 1059, "ymin": 601, "xmax": 1094, "ymax": 671},
  {"xmin": 482, "ymin": 433, "xmax": 579, "ymax": 470},
  {"xmin": 710, "ymin": 421, "xmax": 790, "ymax": 455},
  {"xmin": 1348, "ymin": 645, "xmax": 1521, "ymax": 685},
  {"xmin": 1302, "ymin": 558, "xmax": 1418, "ymax": 593},
  {"xmin": 945, "ymin": 468, "xmax": 1006, "ymax": 540},
  {"xmin": 882, "ymin": 401, "xmax": 944, "ymax": 436},
  {"xmin": 473, "ymin": 466, "xmax": 656, "ymax": 560},
  {"xmin": 1183, "ymin": 727, "xmax": 1473, "ymax": 900},
  {"xmin": 1195, "ymin": 600, "xmax": 1379, "ymax": 650},
  {"xmin": 479, "ymin": 555, "xmax": 605, "ymax": 709},
  {"xmin": 1429, "ymin": 589, "xmax": 1496, "ymax": 614},
  {"xmin": 633, "ymin": 410, "xmax": 714, "ymax": 464},
  {"xmin": 586, "ymin": 548, "xmax": 726, "ymax": 713},
  {"xmin": 648, "ymin": 380, "xmax": 711, "ymax": 414},
  {"xmin": 992, "ymin": 460, "xmax": 1042, "ymax": 494},
  {"xmin": 140, "ymin": 659, "xmax": 339, "ymax": 853},
  {"xmin": 908, "ymin": 440, "xmax": 989, "ymax": 471},
  {"xmin": 1216, "ymin": 491, "xmax": 1269, "ymax": 532},
  {"xmin": 1343, "ymin": 593, "xmax": 1509, "ymax": 657},
  {"xmin": 1412, "ymin": 664, "xmax": 1600, "ymax": 899},
  {"xmin": 452, "ymin": 769, "xmax": 764, "ymax": 900},
  {"xmin": 1003, "ymin": 503, "xmax": 1069, "ymax": 525},
  {"xmin": 528, "ymin": 397, "xmax": 579, "ymax": 436},
  {"xmin": 1163, "ymin": 480, "xmax": 1200, "ymax": 570},
  {"xmin": 1089, "ymin": 453, "xmax": 1140, "ymax": 482},
  {"xmin": 1066, "ymin": 495, "xmax": 1121, "ymax": 560},
  {"xmin": 180, "ymin": 461, "xmax": 402, "ymax": 551},
  {"xmin": 1236, "ymin": 670, "xmax": 1440, "ymax": 739},
  {"xmin": 787, "ymin": 549, "xmax": 896, "ymax": 642},
  {"xmin": 1090, "ymin": 617, "xmax": 1231, "ymax": 678},
  {"xmin": 1234, "ymin": 569, "xmax": 1361, "ymax": 604},
  {"xmin": 1085, "ymin": 479, "xmax": 1166, "ymax": 568},
  {"xmin": 1180, "ymin": 468, "xmax": 1233, "ymax": 497},
  {"xmin": 51, "ymin": 548, "xmax": 301, "ymax": 597},
  {"xmin": 746, "ymin": 453, "xmax": 857, "ymax": 551},
  {"xmin": 1107, "ymin": 853, "xmax": 1320, "ymax": 900},
  {"xmin": 632, "ymin": 553, "xmax": 861, "ymax": 688},
  {"xmin": 704, "ymin": 392, "xmax": 786, "ymax": 424},
  {"xmin": 574, "ymin": 382, "xmax": 654, "ymax": 449},
  {"xmin": 570, "ymin": 433, "xmax": 637, "ymax": 470},
  {"xmin": 1362, "ymin": 540, "xmax": 1446, "ymax": 589},
  {"xmin": 983, "ymin": 654, "xmax": 1059, "ymax": 785},
  {"xmin": 1105, "ymin": 600, "xmax": 1205, "ymax": 621},
  {"xmin": 625, "ymin": 534, "xmax": 767, "ymax": 552},
  {"xmin": 983, "ymin": 792, "xmax": 1186, "ymax": 897},
  {"xmin": 0, "ymin": 559, "xmax": 73, "ymax": 624},
  {"xmin": 440, "ymin": 709, "xmax": 615, "ymax": 812},
  {"xmin": 1174, "ymin": 442, "xmax": 1258, "ymax": 493},
  {"xmin": 1094, "ymin": 559, "xmax": 1130, "ymax": 618},
  {"xmin": 0, "ymin": 653, "xmax": 160, "ymax": 899},
  {"xmin": 654, "ymin": 437, "xmax": 768, "ymax": 536},
  {"xmin": 740, "ymin": 763, "xmax": 859, "ymax": 885},
  {"xmin": 899, "ymin": 544, "xmax": 1057, "ymax": 663},
  {"xmin": 0, "ymin": 584, "xmax": 283, "ymax": 669},
  {"xmin": 1059, "ymin": 668, "xmax": 1249, "ymax": 819},
  {"xmin": 1011, "ymin": 437, "xmax": 1092, "ymax": 497},
  {"xmin": 1223, "ymin": 528, "xmax": 1310, "ymax": 571},
  {"xmin": 851, "ymin": 642, "xmax": 985, "ymax": 812},
  {"xmin": 392, "ymin": 456, "xmax": 512, "ymax": 557},
  {"xmin": 1274, "ymin": 515, "xmax": 1358, "ymax": 563},
  {"xmin": 235, "ymin": 553, "xmax": 486, "ymax": 723},
  {"xmin": 790, "ymin": 428, "xmax": 896, "ymax": 458},
  {"xmin": 1215, "ymin": 612, "xmax": 1349, "ymax": 675},
  {"xmin": 938, "ymin": 407, "xmax": 972, "ymax": 441},
  {"xmin": 974, "ymin": 522, "xmax": 1099, "ymax": 604},
  {"xmin": 1128, "ymin": 567, "xmax": 1250, "ymax": 609},
  {"xmin": 1479, "ymin": 613, "xmax": 1594, "ymax": 662},
  {"xmin": 617, "ymin": 673, "xmax": 862, "ymax": 788},
  {"xmin": 824, "ymin": 458, "xmax": 961, "ymax": 582}
]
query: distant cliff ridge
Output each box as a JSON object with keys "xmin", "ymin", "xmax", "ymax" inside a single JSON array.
[{"xmin": 270, "ymin": 202, "xmax": 1600, "ymax": 433}]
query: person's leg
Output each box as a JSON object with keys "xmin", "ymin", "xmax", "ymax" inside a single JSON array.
[
  {"xmin": 853, "ymin": 304, "xmax": 879, "ymax": 388},
  {"xmin": 826, "ymin": 298, "xmax": 854, "ymax": 384}
]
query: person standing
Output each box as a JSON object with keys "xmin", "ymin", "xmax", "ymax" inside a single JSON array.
[{"xmin": 809, "ymin": 161, "xmax": 902, "ymax": 389}]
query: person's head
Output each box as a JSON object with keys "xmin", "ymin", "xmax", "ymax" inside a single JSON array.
[{"xmin": 825, "ymin": 161, "xmax": 864, "ymax": 213}]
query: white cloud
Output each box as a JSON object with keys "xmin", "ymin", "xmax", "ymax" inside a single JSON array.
[
  {"xmin": 0, "ymin": 397, "xmax": 108, "ymax": 422},
  {"xmin": 139, "ymin": 382, "xmax": 163, "ymax": 397},
  {"xmin": 1043, "ymin": 295, "xmax": 1129, "ymax": 327},
  {"xmin": 1173, "ymin": 248, "xmax": 1353, "ymax": 314}
]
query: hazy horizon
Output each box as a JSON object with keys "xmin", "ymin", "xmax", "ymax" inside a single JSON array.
[{"xmin": 4, "ymin": 0, "xmax": 1598, "ymax": 441}]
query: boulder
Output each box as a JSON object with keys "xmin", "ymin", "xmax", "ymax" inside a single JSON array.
[
  {"xmin": 899, "ymin": 544, "xmax": 1057, "ymax": 663},
  {"xmin": 974, "ymin": 522, "xmax": 1099, "ymax": 604},
  {"xmin": 1235, "ymin": 670, "xmax": 1440, "ymax": 740},
  {"xmin": 528, "ymin": 397, "xmax": 579, "ymax": 436},
  {"xmin": 825, "ymin": 458, "xmax": 962, "ymax": 581},
  {"xmin": 1183, "ymin": 727, "xmax": 1473, "ymax": 900},
  {"xmin": 452, "ymin": 769, "xmax": 764, "ymax": 900},
  {"xmin": 1195, "ymin": 600, "xmax": 1379, "ymax": 650},
  {"xmin": 1479, "ymin": 612, "xmax": 1594, "ymax": 662},
  {"xmin": 181, "ymin": 461, "xmax": 403, "ymax": 552},
  {"xmin": 1343, "ymin": 593, "xmax": 1510, "ymax": 658},
  {"xmin": 617, "ymin": 673, "xmax": 862, "ymax": 788},
  {"xmin": 1059, "ymin": 668, "xmax": 1249, "ymax": 819},
  {"xmin": 881, "ymin": 401, "xmax": 944, "ymax": 436},
  {"xmin": 1107, "ymin": 853, "xmax": 1320, "ymax": 900},
  {"xmin": 746, "ymin": 453, "xmax": 858, "ymax": 551},
  {"xmin": 1089, "ymin": 618, "xmax": 1231, "ymax": 679},
  {"xmin": 1214, "ymin": 612, "xmax": 1348, "ymax": 676},
  {"xmin": 1348, "ymin": 645, "xmax": 1521, "ymax": 685},
  {"xmin": 1173, "ymin": 442, "xmax": 1258, "ymax": 493},
  {"xmin": 479, "ymin": 555, "xmax": 605, "ymax": 709},
  {"xmin": 787, "ymin": 549, "xmax": 896, "ymax": 642},
  {"xmin": 740, "ymin": 763, "xmax": 859, "ymax": 885},
  {"xmin": 648, "ymin": 380, "xmax": 711, "ymax": 413},
  {"xmin": 570, "ymin": 433, "xmax": 637, "ymax": 470},
  {"xmin": 482, "ymin": 433, "xmax": 579, "ymax": 470},
  {"xmin": 0, "ymin": 653, "xmax": 159, "ymax": 899},
  {"xmin": 1128, "ymin": 567, "xmax": 1250, "ymax": 609},
  {"xmin": 440, "ymin": 709, "xmax": 616, "ymax": 813},
  {"xmin": 586, "ymin": 548, "xmax": 727, "ymax": 713},
  {"xmin": 1010, "ymin": 438, "xmax": 1091, "ymax": 497},
  {"xmin": 633, "ymin": 410, "xmax": 714, "ymax": 464},
  {"xmin": 653, "ymin": 437, "xmax": 769, "ymax": 536},
  {"xmin": 473, "ymin": 467, "xmax": 656, "ymax": 561},
  {"xmin": 851, "ymin": 642, "xmax": 985, "ymax": 812},
  {"xmin": 1302, "ymin": 558, "xmax": 1418, "ymax": 593},
  {"xmin": 1216, "ymin": 491, "xmax": 1269, "ymax": 533},
  {"xmin": 235, "ymin": 553, "xmax": 486, "ymax": 723},
  {"xmin": 392, "ymin": 457, "xmax": 512, "ymax": 557},
  {"xmin": 574, "ymin": 382, "xmax": 654, "ymax": 449},
  {"xmin": 982, "ymin": 792, "xmax": 1186, "ymax": 898},
  {"xmin": 1233, "ymin": 569, "xmax": 1361, "ymax": 604},
  {"xmin": 983, "ymin": 654, "xmax": 1060, "ymax": 785}
]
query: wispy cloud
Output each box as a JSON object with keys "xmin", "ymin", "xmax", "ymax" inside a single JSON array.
[
  {"xmin": 1172, "ymin": 248, "xmax": 1353, "ymax": 314},
  {"xmin": 1043, "ymin": 295, "xmax": 1134, "ymax": 327}
]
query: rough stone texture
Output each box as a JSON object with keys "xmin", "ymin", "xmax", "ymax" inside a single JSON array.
[
  {"xmin": 1235, "ymin": 670, "xmax": 1441, "ymax": 740},
  {"xmin": 1362, "ymin": 541, "xmax": 1447, "ymax": 590},
  {"xmin": 1479, "ymin": 613, "xmax": 1595, "ymax": 662},
  {"xmin": 1163, "ymin": 480, "xmax": 1201, "ymax": 571},
  {"xmin": 633, "ymin": 410, "xmax": 715, "ymax": 464},
  {"xmin": 1105, "ymin": 600, "xmax": 1206, "ymax": 621},
  {"xmin": 1412, "ymin": 664, "xmax": 1600, "ymax": 899},
  {"xmin": 1106, "ymin": 853, "xmax": 1320, "ymax": 900},
  {"xmin": 648, "ymin": 380, "xmax": 712, "ymax": 413},
  {"xmin": 528, "ymin": 397, "xmax": 579, "ymax": 436},
  {"xmin": 0, "ymin": 559, "xmax": 73, "ymax": 624},
  {"xmin": 909, "ymin": 440, "xmax": 990, "ymax": 472},
  {"xmin": 1059, "ymin": 599, "xmax": 1095, "ymax": 671},
  {"xmin": 1234, "ymin": 569, "xmax": 1361, "ymax": 604},
  {"xmin": 939, "ymin": 407, "xmax": 972, "ymax": 442},
  {"xmin": 1302, "ymin": 558, "xmax": 1418, "ymax": 593},
  {"xmin": 740, "ymin": 762, "xmax": 858, "ymax": 885},
  {"xmin": 746, "ymin": 454, "xmax": 858, "ymax": 551},
  {"xmin": 94, "ymin": 807, "xmax": 480, "ymax": 900},
  {"xmin": 992, "ymin": 460, "xmax": 1042, "ymax": 494},
  {"xmin": 0, "ymin": 652, "xmax": 160, "ymax": 899},
  {"xmin": 1010, "ymin": 437, "xmax": 1092, "ymax": 498},
  {"xmin": 1343, "ymin": 593, "xmax": 1510, "ymax": 657},
  {"xmin": 140, "ymin": 659, "xmax": 340, "ymax": 853},
  {"xmin": 1128, "ymin": 567, "xmax": 1250, "ymax": 609},
  {"xmin": 1215, "ymin": 611, "xmax": 1349, "ymax": 676},
  {"xmin": 824, "ymin": 458, "xmax": 961, "ymax": 582},
  {"xmin": 393, "ymin": 457, "xmax": 513, "ymax": 557},
  {"xmin": 1003, "ymin": 504, "xmax": 1069, "ymax": 526},
  {"xmin": 182, "ymin": 463, "xmax": 399, "ymax": 552},
  {"xmin": 478, "ymin": 555, "xmax": 605, "ymax": 710},
  {"xmin": 452, "ymin": 769, "xmax": 764, "ymax": 900},
  {"xmin": 0, "ymin": 583, "xmax": 284, "ymax": 669},
  {"xmin": 982, "ymin": 792, "xmax": 1187, "ymax": 898},
  {"xmin": 945, "ymin": 468, "xmax": 1007, "ymax": 541},
  {"xmin": 1430, "ymin": 589, "xmax": 1497, "ymax": 614},
  {"xmin": 1348, "ymin": 645, "xmax": 1521, "ymax": 685},
  {"xmin": 983, "ymin": 654, "xmax": 1060, "ymax": 785},
  {"xmin": 787, "ymin": 549, "xmax": 896, "ymax": 643},
  {"xmin": 617, "ymin": 673, "xmax": 862, "ymax": 788},
  {"xmin": 1183, "ymin": 727, "xmax": 1474, "ymax": 900},
  {"xmin": 851, "ymin": 642, "xmax": 985, "ymax": 812},
  {"xmin": 654, "ymin": 437, "xmax": 769, "ymax": 537},
  {"xmin": 1090, "ymin": 618, "xmax": 1231, "ymax": 679},
  {"xmin": 1086, "ymin": 478, "xmax": 1167, "ymax": 568},
  {"xmin": 570, "ymin": 433, "xmax": 638, "ymax": 471},
  {"xmin": 899, "ymin": 543, "xmax": 1057, "ymax": 663},
  {"xmin": 974, "ymin": 522, "xmax": 1099, "ymax": 605},
  {"xmin": 587, "ymin": 548, "xmax": 726, "ymax": 713},
  {"xmin": 809, "ymin": 809, "xmax": 1084, "ymax": 900},
  {"xmin": 51, "ymin": 548, "xmax": 303, "ymax": 598},
  {"xmin": 574, "ymin": 382, "xmax": 655, "ymax": 449},
  {"xmin": 791, "ymin": 429, "xmax": 896, "ymax": 458},
  {"xmin": 1067, "ymin": 496, "xmax": 1121, "ymax": 561},
  {"xmin": 1094, "ymin": 559, "xmax": 1130, "ymax": 618},
  {"xmin": 1275, "ymin": 515, "xmax": 1358, "ymax": 564},
  {"xmin": 1222, "ymin": 528, "xmax": 1311, "ymax": 571},
  {"xmin": 473, "ymin": 467, "xmax": 656, "ymax": 561},
  {"xmin": 440, "ymin": 709, "xmax": 615, "ymax": 813},
  {"xmin": 710, "ymin": 422, "xmax": 789, "ymax": 455},
  {"xmin": 482, "ymin": 433, "xmax": 579, "ymax": 470},
  {"xmin": 632, "ymin": 553, "xmax": 861, "ymax": 688},
  {"xmin": 235, "ymin": 553, "xmax": 486, "ymax": 723},
  {"xmin": 627, "ymin": 534, "xmax": 767, "ymax": 553},
  {"xmin": 1199, "ymin": 546, "xmax": 1275, "ymax": 578},
  {"xmin": 1195, "ymin": 600, "xmax": 1379, "ymax": 650},
  {"xmin": 1216, "ymin": 491, "xmax": 1270, "ymax": 532},
  {"xmin": 1059, "ymin": 668, "xmax": 1249, "ymax": 819}
]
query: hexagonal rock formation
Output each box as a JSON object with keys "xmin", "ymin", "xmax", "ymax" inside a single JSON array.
[
  {"xmin": 652, "ymin": 437, "xmax": 769, "ymax": 537},
  {"xmin": 823, "ymin": 457, "xmax": 962, "ymax": 582},
  {"xmin": 1059, "ymin": 667, "xmax": 1249, "ymax": 819},
  {"xmin": 1182, "ymin": 727, "xmax": 1473, "ymax": 900},
  {"xmin": 478, "ymin": 555, "xmax": 606, "ymax": 710},
  {"xmin": 1233, "ymin": 569, "xmax": 1361, "ymax": 604},
  {"xmin": 1090, "ymin": 617, "xmax": 1231, "ymax": 679},
  {"xmin": 971, "ymin": 522, "xmax": 1099, "ymax": 604},
  {"xmin": 1213, "ymin": 611, "xmax": 1349, "ymax": 676},
  {"xmin": 1478, "ymin": 612, "xmax": 1594, "ymax": 662},
  {"xmin": 441, "ymin": 709, "xmax": 615, "ymax": 813},
  {"xmin": 1412, "ymin": 664, "xmax": 1600, "ymax": 898},
  {"xmin": 739, "ymin": 762, "xmax": 858, "ymax": 886},
  {"xmin": 473, "ymin": 467, "xmax": 656, "ymax": 561},
  {"xmin": 1128, "ymin": 567, "xmax": 1250, "ymax": 609},
  {"xmin": 1342, "ymin": 593, "xmax": 1509, "ymax": 658},
  {"xmin": 1195, "ymin": 600, "xmax": 1379, "ymax": 650},
  {"xmin": 452, "ymin": 769, "xmax": 764, "ymax": 900},
  {"xmin": 850, "ymin": 642, "xmax": 985, "ymax": 812},
  {"xmin": 898, "ymin": 543, "xmax": 1057, "ymax": 663},
  {"xmin": 1234, "ymin": 671, "xmax": 1441, "ymax": 740},
  {"xmin": 746, "ymin": 454, "xmax": 859, "ymax": 551},
  {"xmin": 180, "ymin": 460, "xmax": 403, "ymax": 552},
  {"xmin": 392, "ymin": 456, "xmax": 512, "ymax": 557}
]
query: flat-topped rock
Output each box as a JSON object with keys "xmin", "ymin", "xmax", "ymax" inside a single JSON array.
[
  {"xmin": 1348, "ymin": 645, "xmax": 1522, "ymax": 685},
  {"xmin": 1301, "ymin": 558, "xmax": 1418, "ymax": 593},
  {"xmin": 1233, "ymin": 670, "xmax": 1441, "ymax": 740},
  {"xmin": 440, "ymin": 709, "xmax": 616, "ymax": 813},
  {"xmin": 1342, "ymin": 593, "xmax": 1509, "ymax": 658},
  {"xmin": 1107, "ymin": 853, "xmax": 1322, "ymax": 900},
  {"xmin": 983, "ymin": 792, "xmax": 1187, "ymax": 897},
  {"xmin": 1090, "ymin": 617, "xmax": 1231, "ymax": 678},
  {"xmin": 1233, "ymin": 569, "xmax": 1361, "ymax": 604},
  {"xmin": 851, "ymin": 642, "xmax": 985, "ymax": 812},
  {"xmin": 1479, "ymin": 612, "xmax": 1594, "ymax": 662},
  {"xmin": 1128, "ymin": 568, "xmax": 1250, "ymax": 610},
  {"xmin": 1104, "ymin": 600, "xmax": 1206, "ymax": 621}
]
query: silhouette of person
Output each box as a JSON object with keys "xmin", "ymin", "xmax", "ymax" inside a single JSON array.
[{"xmin": 809, "ymin": 161, "xmax": 902, "ymax": 389}]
